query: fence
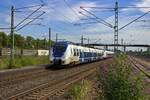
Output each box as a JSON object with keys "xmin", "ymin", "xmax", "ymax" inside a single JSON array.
[{"xmin": 0, "ymin": 48, "xmax": 49, "ymax": 56}]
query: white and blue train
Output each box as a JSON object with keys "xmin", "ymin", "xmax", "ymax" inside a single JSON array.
[{"xmin": 50, "ymin": 41, "xmax": 114, "ymax": 65}]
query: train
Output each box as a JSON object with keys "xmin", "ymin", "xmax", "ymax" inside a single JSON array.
[{"xmin": 50, "ymin": 41, "xmax": 114, "ymax": 65}]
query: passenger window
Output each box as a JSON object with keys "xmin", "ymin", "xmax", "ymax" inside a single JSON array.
[
  {"xmin": 70, "ymin": 48, "xmax": 72, "ymax": 53},
  {"xmin": 77, "ymin": 49, "xmax": 79, "ymax": 56},
  {"xmin": 74, "ymin": 49, "xmax": 76, "ymax": 56}
]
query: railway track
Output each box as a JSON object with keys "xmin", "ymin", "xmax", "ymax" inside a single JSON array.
[
  {"xmin": 129, "ymin": 56, "xmax": 150, "ymax": 78},
  {"xmin": 0, "ymin": 66, "xmax": 76, "ymax": 99},
  {"xmin": 6, "ymin": 66, "xmax": 97, "ymax": 100},
  {"xmin": 0, "ymin": 59, "xmax": 112, "ymax": 100},
  {"xmin": 0, "ymin": 67, "xmax": 50, "ymax": 87},
  {"xmin": 0, "ymin": 65, "xmax": 47, "ymax": 81}
]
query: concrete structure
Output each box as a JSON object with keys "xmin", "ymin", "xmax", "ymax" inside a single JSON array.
[{"xmin": 37, "ymin": 50, "xmax": 49, "ymax": 56}]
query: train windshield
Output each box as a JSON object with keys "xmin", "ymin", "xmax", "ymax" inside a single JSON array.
[{"xmin": 53, "ymin": 44, "xmax": 67, "ymax": 57}]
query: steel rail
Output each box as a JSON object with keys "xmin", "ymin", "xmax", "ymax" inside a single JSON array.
[
  {"xmin": 7, "ymin": 66, "xmax": 97, "ymax": 100},
  {"xmin": 129, "ymin": 56, "xmax": 150, "ymax": 78}
]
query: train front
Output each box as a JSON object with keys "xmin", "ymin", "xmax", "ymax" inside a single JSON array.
[{"xmin": 50, "ymin": 42, "xmax": 68, "ymax": 65}]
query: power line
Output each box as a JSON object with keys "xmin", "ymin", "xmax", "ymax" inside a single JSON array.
[
  {"xmin": 15, "ymin": 4, "xmax": 44, "ymax": 10},
  {"xmin": 135, "ymin": 19, "xmax": 150, "ymax": 22},
  {"xmin": 15, "ymin": 5, "xmax": 44, "ymax": 28},
  {"xmin": 74, "ymin": 21, "xmax": 98, "ymax": 26},
  {"xmin": 16, "ymin": 12, "xmax": 45, "ymax": 31},
  {"xmin": 42, "ymin": 0, "xmax": 76, "ymax": 24},
  {"xmin": 119, "ymin": 6, "xmax": 150, "ymax": 9},
  {"xmin": 80, "ymin": 3, "xmax": 150, "ymax": 51},
  {"xmin": 0, "ymin": 28, "xmax": 11, "ymax": 30},
  {"xmin": 14, "ymin": 10, "xmax": 44, "ymax": 13},
  {"xmin": 39, "ymin": 0, "xmax": 45, "ymax": 5},
  {"xmin": 80, "ymin": 7, "xmax": 113, "ymax": 28},
  {"xmin": 91, "ymin": 9, "xmax": 115, "ymax": 13},
  {"xmin": 63, "ymin": 0, "xmax": 81, "ymax": 20},
  {"xmin": 80, "ymin": 6, "xmax": 114, "ymax": 9},
  {"xmin": 79, "ymin": 11, "xmax": 108, "ymax": 27},
  {"xmin": 79, "ymin": 11, "xmax": 113, "ymax": 28},
  {"xmin": 81, "ymin": 6, "xmax": 150, "ymax": 9},
  {"xmin": 119, "ymin": 11, "xmax": 150, "ymax": 30},
  {"xmin": 47, "ymin": 6, "xmax": 74, "ymax": 24},
  {"xmin": 80, "ymin": 18, "xmax": 99, "ymax": 20}
]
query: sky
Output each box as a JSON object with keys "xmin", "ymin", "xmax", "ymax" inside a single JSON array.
[{"xmin": 0, "ymin": 0, "xmax": 150, "ymax": 47}]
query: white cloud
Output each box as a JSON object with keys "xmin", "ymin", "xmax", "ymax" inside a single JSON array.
[
  {"xmin": 42, "ymin": 1, "xmax": 97, "ymax": 23},
  {"xmin": 136, "ymin": 0, "xmax": 150, "ymax": 12},
  {"xmin": 81, "ymin": 11, "xmax": 150, "ymax": 45}
]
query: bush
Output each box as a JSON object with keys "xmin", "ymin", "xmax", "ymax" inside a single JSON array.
[
  {"xmin": 67, "ymin": 80, "xmax": 92, "ymax": 100},
  {"xmin": 98, "ymin": 53, "xmax": 149, "ymax": 100}
]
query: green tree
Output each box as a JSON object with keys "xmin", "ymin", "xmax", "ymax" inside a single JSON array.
[
  {"xmin": 24, "ymin": 36, "xmax": 34, "ymax": 49},
  {"xmin": 0, "ymin": 32, "xmax": 8, "ymax": 48},
  {"xmin": 0, "ymin": 31, "xmax": 54, "ymax": 49},
  {"xmin": 14, "ymin": 33, "xmax": 25, "ymax": 48}
]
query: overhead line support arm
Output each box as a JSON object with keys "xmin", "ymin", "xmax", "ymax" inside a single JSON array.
[
  {"xmin": 16, "ymin": 12, "xmax": 45, "ymax": 31},
  {"xmin": 15, "ymin": 4, "xmax": 44, "ymax": 10},
  {"xmin": 14, "ymin": 5, "xmax": 44, "ymax": 28},
  {"xmin": 80, "ymin": 7, "xmax": 113, "ymax": 28},
  {"xmin": 79, "ymin": 11, "xmax": 110, "ymax": 27},
  {"xmin": 119, "ymin": 11, "xmax": 150, "ymax": 30}
]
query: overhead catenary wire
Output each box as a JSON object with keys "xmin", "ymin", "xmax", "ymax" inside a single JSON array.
[
  {"xmin": 80, "ymin": 7, "xmax": 113, "ymax": 28},
  {"xmin": 46, "ymin": 6, "xmax": 74, "ymax": 24},
  {"xmin": 135, "ymin": 19, "xmax": 150, "ymax": 22},
  {"xmin": 15, "ymin": 4, "xmax": 44, "ymax": 10},
  {"xmin": 39, "ymin": 0, "xmax": 45, "ymax": 5},
  {"xmin": 79, "ymin": 11, "xmax": 108, "ymax": 26},
  {"xmin": 80, "ymin": 18, "xmax": 99, "ymax": 20},
  {"xmin": 37, "ymin": 0, "xmax": 81, "ymax": 33},
  {"xmin": 79, "ymin": 3, "xmax": 150, "ymax": 49},
  {"xmin": 119, "ymin": 6, "xmax": 150, "ymax": 9},
  {"xmin": 81, "ymin": 6, "xmax": 114, "ymax": 9},
  {"xmin": 74, "ymin": 21, "xmax": 98, "ymax": 26},
  {"xmin": 16, "ymin": 12, "xmax": 45, "ymax": 31},
  {"xmin": 42, "ymin": 0, "xmax": 78, "ymax": 24},
  {"xmin": 63, "ymin": 0, "xmax": 81, "ymax": 20},
  {"xmin": 15, "ymin": 15, "xmax": 44, "ymax": 20},
  {"xmin": 79, "ymin": 11, "xmax": 113, "ymax": 28},
  {"xmin": 119, "ymin": 11, "xmax": 150, "ymax": 30},
  {"xmin": 14, "ymin": 5, "xmax": 44, "ymax": 28},
  {"xmin": 14, "ymin": 10, "xmax": 44, "ymax": 13},
  {"xmin": 0, "ymin": 28, "xmax": 11, "ymax": 30},
  {"xmin": 80, "ymin": 6, "xmax": 150, "ymax": 9}
]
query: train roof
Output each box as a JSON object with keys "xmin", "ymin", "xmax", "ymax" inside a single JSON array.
[
  {"xmin": 54, "ymin": 41, "xmax": 74, "ymax": 45},
  {"xmin": 54, "ymin": 41, "xmax": 114, "ymax": 53}
]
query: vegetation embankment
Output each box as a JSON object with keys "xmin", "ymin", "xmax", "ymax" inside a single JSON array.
[
  {"xmin": 0, "ymin": 56, "xmax": 49, "ymax": 70},
  {"xmin": 129, "ymin": 51, "xmax": 150, "ymax": 59},
  {"xmin": 67, "ymin": 80, "xmax": 93, "ymax": 100},
  {"xmin": 98, "ymin": 53, "xmax": 149, "ymax": 100},
  {"xmin": 67, "ymin": 54, "xmax": 149, "ymax": 100}
]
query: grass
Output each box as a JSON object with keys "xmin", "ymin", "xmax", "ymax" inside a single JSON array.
[
  {"xmin": 67, "ymin": 80, "xmax": 92, "ymax": 100},
  {"xmin": 0, "ymin": 55, "xmax": 49, "ymax": 70},
  {"xmin": 98, "ymin": 53, "xmax": 150, "ymax": 100}
]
